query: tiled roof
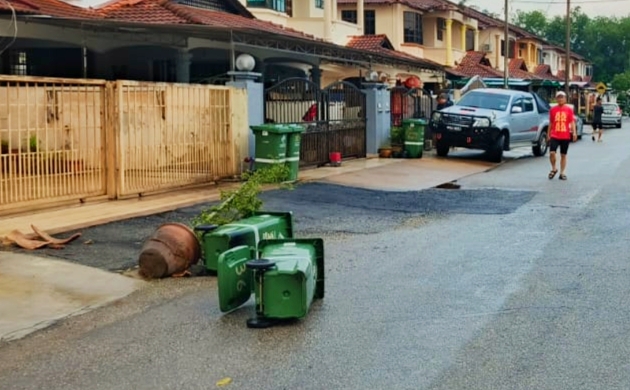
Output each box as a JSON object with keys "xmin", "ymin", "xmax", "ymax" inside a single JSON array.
[
  {"xmin": 508, "ymin": 58, "xmax": 541, "ymax": 80},
  {"xmin": 452, "ymin": 51, "xmax": 503, "ymax": 78},
  {"xmin": 534, "ymin": 64, "xmax": 561, "ymax": 81},
  {"xmin": 337, "ymin": 0, "xmax": 453, "ymax": 13},
  {"xmin": 557, "ymin": 70, "xmax": 566, "ymax": 80},
  {"xmin": 0, "ymin": 0, "xmax": 98, "ymax": 18},
  {"xmin": 346, "ymin": 34, "xmax": 443, "ymax": 68},
  {"xmin": 453, "ymin": 52, "xmax": 543, "ymax": 80},
  {"xmin": 98, "ymin": 0, "xmax": 320, "ymax": 40},
  {"xmin": 458, "ymin": 5, "xmax": 536, "ymax": 39}
]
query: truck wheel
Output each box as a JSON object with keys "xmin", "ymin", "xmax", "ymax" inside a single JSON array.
[
  {"xmin": 532, "ymin": 129, "xmax": 548, "ymax": 157},
  {"xmin": 436, "ymin": 141, "xmax": 450, "ymax": 157},
  {"xmin": 488, "ymin": 134, "xmax": 504, "ymax": 163}
]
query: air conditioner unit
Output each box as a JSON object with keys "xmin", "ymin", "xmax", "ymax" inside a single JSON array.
[{"xmin": 482, "ymin": 44, "xmax": 492, "ymax": 52}]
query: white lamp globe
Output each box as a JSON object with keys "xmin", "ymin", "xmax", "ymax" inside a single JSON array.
[{"xmin": 235, "ymin": 54, "xmax": 256, "ymax": 72}]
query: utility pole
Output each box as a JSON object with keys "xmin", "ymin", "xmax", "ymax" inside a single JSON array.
[
  {"xmin": 565, "ymin": 0, "xmax": 571, "ymax": 95},
  {"xmin": 504, "ymin": 0, "xmax": 509, "ymax": 89}
]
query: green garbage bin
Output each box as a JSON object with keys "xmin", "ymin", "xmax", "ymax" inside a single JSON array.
[
  {"xmin": 251, "ymin": 124, "xmax": 289, "ymax": 170},
  {"xmin": 403, "ymin": 118, "xmax": 427, "ymax": 158},
  {"xmin": 193, "ymin": 211, "xmax": 294, "ymax": 273},
  {"xmin": 216, "ymin": 238, "xmax": 325, "ymax": 329},
  {"xmin": 285, "ymin": 124, "xmax": 305, "ymax": 182},
  {"xmin": 246, "ymin": 238, "xmax": 324, "ymax": 328}
]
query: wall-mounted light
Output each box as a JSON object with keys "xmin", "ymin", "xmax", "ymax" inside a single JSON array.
[
  {"xmin": 235, "ymin": 54, "xmax": 256, "ymax": 72},
  {"xmin": 365, "ymin": 70, "xmax": 379, "ymax": 82}
]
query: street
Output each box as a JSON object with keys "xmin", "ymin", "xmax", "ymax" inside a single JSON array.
[{"xmin": 1, "ymin": 123, "xmax": 630, "ymax": 390}]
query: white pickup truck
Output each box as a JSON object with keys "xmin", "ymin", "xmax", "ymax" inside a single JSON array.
[{"xmin": 429, "ymin": 88, "xmax": 551, "ymax": 162}]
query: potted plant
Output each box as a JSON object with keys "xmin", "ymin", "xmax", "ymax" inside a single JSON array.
[
  {"xmin": 378, "ymin": 140, "xmax": 393, "ymax": 158},
  {"xmin": 390, "ymin": 126, "xmax": 405, "ymax": 154},
  {"xmin": 29, "ymin": 135, "xmax": 38, "ymax": 153}
]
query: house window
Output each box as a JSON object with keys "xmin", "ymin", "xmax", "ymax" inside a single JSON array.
[
  {"xmin": 500, "ymin": 39, "xmax": 515, "ymax": 58},
  {"xmin": 247, "ymin": 0, "xmax": 285, "ymax": 13},
  {"xmin": 466, "ymin": 29, "xmax": 474, "ymax": 51},
  {"xmin": 403, "ymin": 12, "xmax": 423, "ymax": 45},
  {"xmin": 341, "ymin": 10, "xmax": 357, "ymax": 23},
  {"xmin": 10, "ymin": 51, "xmax": 28, "ymax": 75},
  {"xmin": 341, "ymin": 10, "xmax": 376, "ymax": 35},
  {"xmin": 437, "ymin": 18, "xmax": 446, "ymax": 41},
  {"xmin": 364, "ymin": 10, "xmax": 375, "ymax": 34},
  {"xmin": 315, "ymin": 0, "xmax": 323, "ymax": 9}
]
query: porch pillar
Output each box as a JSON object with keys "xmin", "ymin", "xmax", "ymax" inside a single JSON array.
[
  {"xmin": 445, "ymin": 18, "xmax": 453, "ymax": 66},
  {"xmin": 494, "ymin": 34, "xmax": 501, "ymax": 69},
  {"xmin": 362, "ymin": 83, "xmax": 390, "ymax": 155},
  {"xmin": 474, "ymin": 29, "xmax": 479, "ymax": 51},
  {"xmin": 324, "ymin": 0, "xmax": 333, "ymax": 42},
  {"xmin": 176, "ymin": 49, "xmax": 192, "ymax": 83},
  {"xmin": 461, "ymin": 24, "xmax": 466, "ymax": 51},
  {"xmin": 227, "ymin": 71, "xmax": 264, "ymax": 159},
  {"xmin": 357, "ymin": 0, "xmax": 364, "ymax": 34},
  {"xmin": 310, "ymin": 66, "xmax": 322, "ymax": 88}
]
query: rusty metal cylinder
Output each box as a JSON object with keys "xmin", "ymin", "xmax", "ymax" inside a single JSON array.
[{"xmin": 138, "ymin": 223, "xmax": 201, "ymax": 279}]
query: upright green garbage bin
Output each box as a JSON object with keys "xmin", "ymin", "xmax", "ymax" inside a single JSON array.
[
  {"xmin": 193, "ymin": 211, "xmax": 294, "ymax": 273},
  {"xmin": 285, "ymin": 124, "xmax": 305, "ymax": 182},
  {"xmin": 251, "ymin": 124, "xmax": 289, "ymax": 170},
  {"xmin": 403, "ymin": 118, "xmax": 427, "ymax": 158}
]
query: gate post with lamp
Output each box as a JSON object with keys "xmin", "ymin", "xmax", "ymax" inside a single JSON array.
[
  {"xmin": 362, "ymin": 71, "xmax": 391, "ymax": 155},
  {"xmin": 227, "ymin": 53, "xmax": 264, "ymax": 160}
]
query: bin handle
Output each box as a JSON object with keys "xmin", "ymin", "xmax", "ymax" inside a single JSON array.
[{"xmin": 193, "ymin": 224, "xmax": 219, "ymax": 233}]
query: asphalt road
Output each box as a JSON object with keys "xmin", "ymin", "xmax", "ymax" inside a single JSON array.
[{"xmin": 1, "ymin": 123, "xmax": 629, "ymax": 390}]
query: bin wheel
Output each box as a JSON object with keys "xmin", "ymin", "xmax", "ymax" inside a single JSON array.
[
  {"xmin": 246, "ymin": 258, "xmax": 276, "ymax": 270},
  {"xmin": 247, "ymin": 317, "xmax": 274, "ymax": 329}
]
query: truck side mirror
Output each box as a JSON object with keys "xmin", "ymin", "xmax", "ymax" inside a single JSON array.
[{"xmin": 511, "ymin": 106, "xmax": 523, "ymax": 113}]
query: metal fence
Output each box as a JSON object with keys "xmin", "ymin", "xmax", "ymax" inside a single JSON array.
[
  {"xmin": 0, "ymin": 76, "xmax": 245, "ymax": 215},
  {"xmin": 0, "ymin": 76, "xmax": 108, "ymax": 214},
  {"xmin": 115, "ymin": 81, "xmax": 238, "ymax": 197}
]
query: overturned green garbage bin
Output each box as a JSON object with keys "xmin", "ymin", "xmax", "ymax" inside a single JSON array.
[
  {"xmin": 193, "ymin": 211, "xmax": 294, "ymax": 273},
  {"xmin": 403, "ymin": 118, "xmax": 426, "ymax": 158},
  {"xmin": 216, "ymin": 238, "xmax": 325, "ymax": 329},
  {"xmin": 285, "ymin": 124, "xmax": 305, "ymax": 182},
  {"xmin": 251, "ymin": 124, "xmax": 289, "ymax": 170}
]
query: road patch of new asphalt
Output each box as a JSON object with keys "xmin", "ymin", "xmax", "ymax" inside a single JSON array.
[{"xmin": 5, "ymin": 183, "xmax": 536, "ymax": 271}]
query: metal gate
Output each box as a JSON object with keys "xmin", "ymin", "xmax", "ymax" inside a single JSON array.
[
  {"xmin": 390, "ymin": 86, "xmax": 435, "ymax": 145},
  {"xmin": 265, "ymin": 78, "xmax": 366, "ymax": 167}
]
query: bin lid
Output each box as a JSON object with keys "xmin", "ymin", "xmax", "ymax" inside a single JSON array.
[
  {"xmin": 251, "ymin": 124, "xmax": 305, "ymax": 134},
  {"xmin": 402, "ymin": 118, "xmax": 427, "ymax": 125}
]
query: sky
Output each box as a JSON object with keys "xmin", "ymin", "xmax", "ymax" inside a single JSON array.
[{"xmin": 467, "ymin": 0, "xmax": 630, "ymax": 18}]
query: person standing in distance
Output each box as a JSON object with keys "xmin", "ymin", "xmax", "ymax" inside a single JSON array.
[
  {"xmin": 548, "ymin": 91, "xmax": 577, "ymax": 181},
  {"xmin": 436, "ymin": 93, "xmax": 453, "ymax": 110},
  {"xmin": 591, "ymin": 97, "xmax": 604, "ymax": 142}
]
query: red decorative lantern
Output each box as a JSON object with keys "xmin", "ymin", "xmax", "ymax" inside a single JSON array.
[{"xmin": 404, "ymin": 76, "xmax": 422, "ymax": 89}]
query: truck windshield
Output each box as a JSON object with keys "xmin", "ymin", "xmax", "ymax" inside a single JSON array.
[{"xmin": 457, "ymin": 92, "xmax": 510, "ymax": 111}]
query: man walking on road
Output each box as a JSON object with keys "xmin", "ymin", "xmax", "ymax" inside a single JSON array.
[
  {"xmin": 548, "ymin": 91, "xmax": 577, "ymax": 181},
  {"xmin": 592, "ymin": 97, "xmax": 604, "ymax": 142}
]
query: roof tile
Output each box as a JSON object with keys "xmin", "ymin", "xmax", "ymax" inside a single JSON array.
[
  {"xmin": 0, "ymin": 0, "xmax": 98, "ymax": 18},
  {"xmin": 98, "ymin": 0, "xmax": 320, "ymax": 40},
  {"xmin": 346, "ymin": 34, "xmax": 442, "ymax": 68}
]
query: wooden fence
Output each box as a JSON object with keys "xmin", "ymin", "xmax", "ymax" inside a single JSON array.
[{"xmin": 0, "ymin": 76, "xmax": 246, "ymax": 216}]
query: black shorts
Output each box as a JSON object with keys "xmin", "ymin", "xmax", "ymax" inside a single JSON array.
[
  {"xmin": 550, "ymin": 138, "xmax": 570, "ymax": 154},
  {"xmin": 592, "ymin": 121, "xmax": 603, "ymax": 130}
]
